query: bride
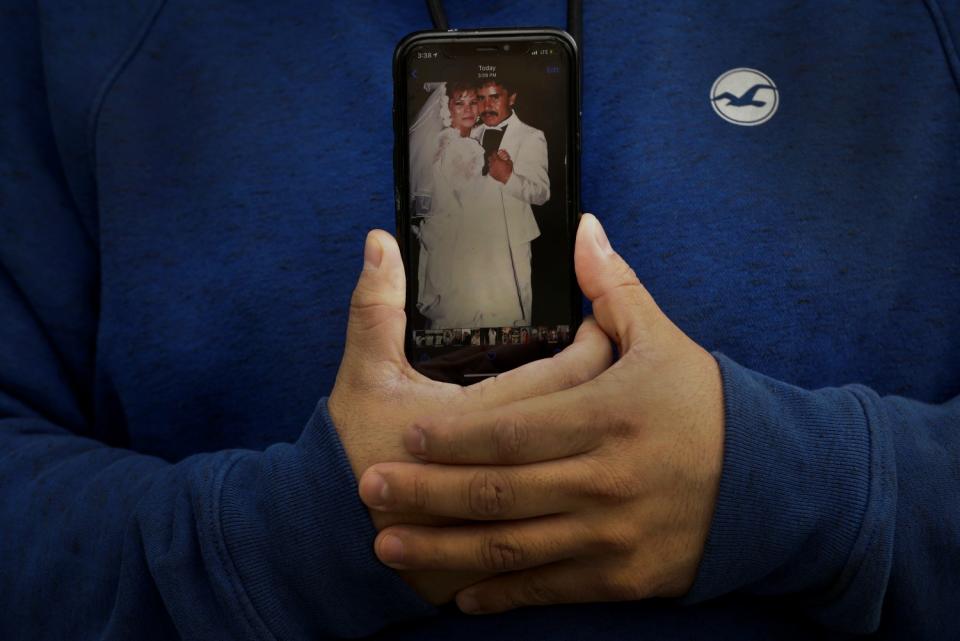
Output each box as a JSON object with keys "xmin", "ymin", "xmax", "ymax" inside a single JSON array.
[{"xmin": 409, "ymin": 81, "xmax": 524, "ymax": 330}]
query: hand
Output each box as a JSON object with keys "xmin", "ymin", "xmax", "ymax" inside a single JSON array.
[
  {"xmin": 487, "ymin": 151, "xmax": 513, "ymax": 184},
  {"xmin": 356, "ymin": 215, "xmax": 725, "ymax": 614},
  {"xmin": 328, "ymin": 229, "xmax": 613, "ymax": 604}
]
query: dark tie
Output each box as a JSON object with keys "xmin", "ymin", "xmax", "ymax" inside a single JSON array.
[{"xmin": 481, "ymin": 126, "xmax": 507, "ymax": 175}]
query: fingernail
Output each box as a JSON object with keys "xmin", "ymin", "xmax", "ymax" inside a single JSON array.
[
  {"xmin": 379, "ymin": 534, "xmax": 404, "ymax": 564},
  {"xmin": 405, "ymin": 427, "xmax": 427, "ymax": 456},
  {"xmin": 364, "ymin": 472, "xmax": 390, "ymax": 507},
  {"xmin": 363, "ymin": 234, "xmax": 383, "ymax": 270},
  {"xmin": 458, "ymin": 592, "xmax": 481, "ymax": 614},
  {"xmin": 590, "ymin": 216, "xmax": 614, "ymax": 256}
]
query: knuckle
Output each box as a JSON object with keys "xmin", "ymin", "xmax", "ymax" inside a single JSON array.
[
  {"xmin": 552, "ymin": 356, "xmax": 588, "ymax": 390},
  {"xmin": 587, "ymin": 336, "xmax": 616, "ymax": 371},
  {"xmin": 467, "ymin": 469, "xmax": 515, "ymax": 518},
  {"xmin": 566, "ymin": 364, "xmax": 591, "ymax": 388},
  {"xmin": 596, "ymin": 568, "xmax": 644, "ymax": 601},
  {"xmin": 466, "ymin": 376, "xmax": 492, "ymax": 406},
  {"xmin": 423, "ymin": 420, "xmax": 459, "ymax": 461},
  {"xmin": 478, "ymin": 533, "xmax": 525, "ymax": 572},
  {"xmin": 591, "ymin": 523, "xmax": 636, "ymax": 556},
  {"xmin": 520, "ymin": 572, "xmax": 557, "ymax": 606},
  {"xmin": 347, "ymin": 299, "xmax": 403, "ymax": 335},
  {"xmin": 601, "ymin": 406, "xmax": 636, "ymax": 440},
  {"xmin": 491, "ymin": 414, "xmax": 528, "ymax": 461},
  {"xmin": 576, "ymin": 459, "xmax": 634, "ymax": 506},
  {"xmin": 348, "ymin": 281, "xmax": 382, "ymax": 315},
  {"xmin": 568, "ymin": 409, "xmax": 599, "ymax": 450},
  {"xmin": 565, "ymin": 336, "xmax": 605, "ymax": 377},
  {"xmin": 612, "ymin": 261, "xmax": 642, "ymax": 290},
  {"xmin": 409, "ymin": 471, "xmax": 431, "ymax": 510}
]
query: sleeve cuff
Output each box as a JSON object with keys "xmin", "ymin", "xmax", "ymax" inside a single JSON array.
[
  {"xmin": 682, "ymin": 353, "xmax": 894, "ymax": 633},
  {"xmin": 503, "ymin": 171, "xmax": 523, "ymax": 200},
  {"xmin": 215, "ymin": 398, "xmax": 436, "ymax": 639}
]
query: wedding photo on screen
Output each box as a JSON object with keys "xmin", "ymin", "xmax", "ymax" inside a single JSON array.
[{"xmin": 406, "ymin": 49, "xmax": 571, "ymax": 345}]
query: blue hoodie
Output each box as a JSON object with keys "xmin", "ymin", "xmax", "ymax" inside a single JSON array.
[{"xmin": 1, "ymin": 1, "xmax": 958, "ymax": 639}]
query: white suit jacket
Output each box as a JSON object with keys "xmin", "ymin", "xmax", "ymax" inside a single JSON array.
[{"xmin": 476, "ymin": 111, "xmax": 550, "ymax": 248}]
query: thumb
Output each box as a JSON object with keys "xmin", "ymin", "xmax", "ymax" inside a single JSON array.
[
  {"xmin": 342, "ymin": 230, "xmax": 408, "ymax": 372},
  {"xmin": 574, "ymin": 214, "xmax": 660, "ymax": 353}
]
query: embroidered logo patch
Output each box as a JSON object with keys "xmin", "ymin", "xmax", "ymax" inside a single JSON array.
[{"xmin": 710, "ymin": 68, "xmax": 779, "ymax": 126}]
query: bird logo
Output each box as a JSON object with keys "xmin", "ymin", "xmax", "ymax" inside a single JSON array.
[
  {"xmin": 710, "ymin": 68, "xmax": 779, "ymax": 126},
  {"xmin": 713, "ymin": 84, "xmax": 776, "ymax": 108}
]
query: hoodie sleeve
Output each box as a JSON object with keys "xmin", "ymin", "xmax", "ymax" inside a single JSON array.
[
  {"xmin": 0, "ymin": 5, "xmax": 433, "ymax": 640},
  {"xmin": 682, "ymin": 352, "xmax": 959, "ymax": 637}
]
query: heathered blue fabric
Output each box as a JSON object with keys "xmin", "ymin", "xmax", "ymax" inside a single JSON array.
[{"xmin": 1, "ymin": 1, "xmax": 959, "ymax": 639}]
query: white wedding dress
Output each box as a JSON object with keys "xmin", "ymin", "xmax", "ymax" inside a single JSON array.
[{"xmin": 410, "ymin": 83, "xmax": 523, "ymax": 329}]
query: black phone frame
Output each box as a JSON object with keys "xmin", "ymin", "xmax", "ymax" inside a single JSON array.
[{"xmin": 393, "ymin": 28, "xmax": 582, "ymax": 384}]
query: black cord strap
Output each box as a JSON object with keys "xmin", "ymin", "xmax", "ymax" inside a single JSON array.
[
  {"xmin": 426, "ymin": 0, "xmax": 449, "ymax": 31},
  {"xmin": 426, "ymin": 0, "xmax": 583, "ymax": 49},
  {"xmin": 566, "ymin": 0, "xmax": 582, "ymax": 48}
]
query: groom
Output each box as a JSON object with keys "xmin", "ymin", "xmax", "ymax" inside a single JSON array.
[{"xmin": 473, "ymin": 77, "xmax": 550, "ymax": 325}]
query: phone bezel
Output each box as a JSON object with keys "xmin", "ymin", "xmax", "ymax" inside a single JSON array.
[{"xmin": 393, "ymin": 28, "xmax": 583, "ymax": 382}]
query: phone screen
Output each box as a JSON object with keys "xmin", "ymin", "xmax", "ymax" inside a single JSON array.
[{"xmin": 397, "ymin": 33, "xmax": 579, "ymax": 383}]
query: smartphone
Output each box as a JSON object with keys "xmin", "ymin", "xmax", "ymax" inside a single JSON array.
[{"xmin": 393, "ymin": 29, "xmax": 582, "ymax": 384}]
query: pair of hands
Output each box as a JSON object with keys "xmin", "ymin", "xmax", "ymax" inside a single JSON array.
[
  {"xmin": 487, "ymin": 149, "xmax": 513, "ymax": 184},
  {"xmin": 328, "ymin": 214, "xmax": 725, "ymax": 614}
]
